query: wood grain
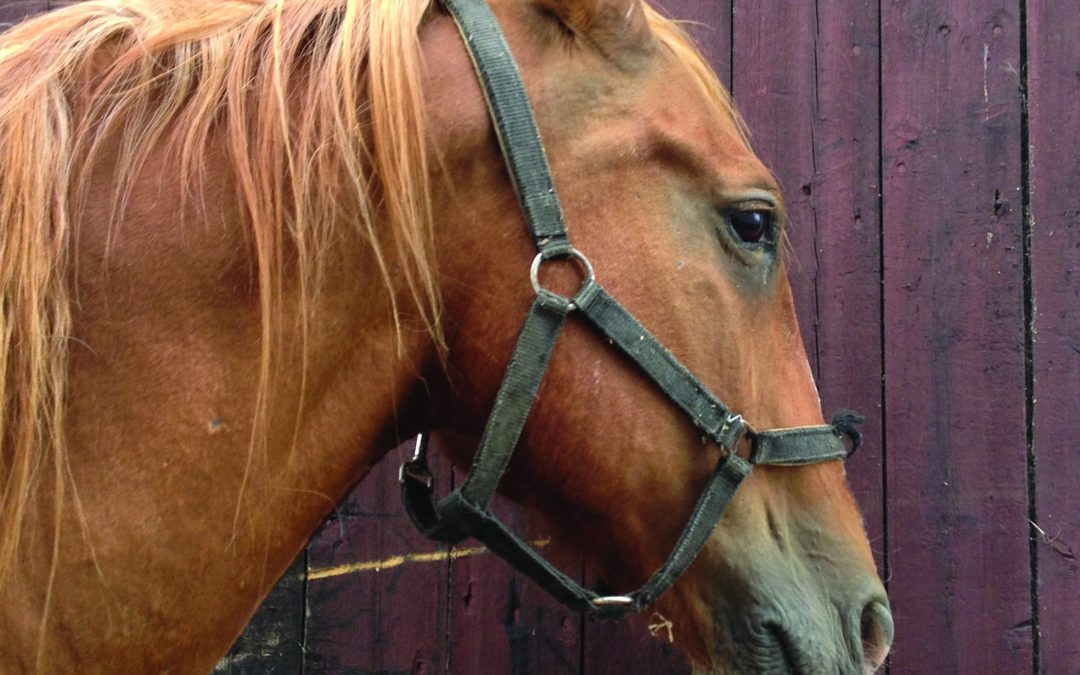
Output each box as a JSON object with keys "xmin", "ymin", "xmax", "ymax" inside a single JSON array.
[
  {"xmin": 881, "ymin": 1, "xmax": 1031, "ymax": 671},
  {"xmin": 799, "ymin": 0, "xmax": 885, "ymax": 566},
  {"xmin": 302, "ymin": 446, "xmax": 451, "ymax": 674},
  {"xmin": 1027, "ymin": 1, "xmax": 1080, "ymax": 672}
]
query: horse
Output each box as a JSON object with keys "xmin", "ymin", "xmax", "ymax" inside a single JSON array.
[{"xmin": 0, "ymin": 0, "xmax": 892, "ymax": 671}]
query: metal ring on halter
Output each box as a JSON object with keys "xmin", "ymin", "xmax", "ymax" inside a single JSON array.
[
  {"xmin": 529, "ymin": 248, "xmax": 595, "ymax": 307},
  {"xmin": 592, "ymin": 595, "xmax": 634, "ymax": 606}
]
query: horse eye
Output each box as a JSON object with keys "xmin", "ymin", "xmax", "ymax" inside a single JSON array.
[{"xmin": 728, "ymin": 210, "xmax": 773, "ymax": 244}]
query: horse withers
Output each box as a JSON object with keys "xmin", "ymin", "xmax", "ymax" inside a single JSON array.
[{"xmin": 0, "ymin": 0, "xmax": 891, "ymax": 671}]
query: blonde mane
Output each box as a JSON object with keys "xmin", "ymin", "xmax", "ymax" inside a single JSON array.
[
  {"xmin": 0, "ymin": 0, "xmax": 742, "ymax": 629},
  {"xmin": 0, "ymin": 0, "xmax": 442, "ymax": 594}
]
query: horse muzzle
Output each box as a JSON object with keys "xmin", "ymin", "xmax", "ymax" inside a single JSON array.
[{"xmin": 708, "ymin": 588, "xmax": 893, "ymax": 674}]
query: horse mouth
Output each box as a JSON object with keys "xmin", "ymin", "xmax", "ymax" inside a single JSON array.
[
  {"xmin": 768, "ymin": 624, "xmax": 802, "ymax": 675},
  {"xmin": 709, "ymin": 620, "xmax": 809, "ymax": 675},
  {"xmin": 748, "ymin": 623, "xmax": 855, "ymax": 675}
]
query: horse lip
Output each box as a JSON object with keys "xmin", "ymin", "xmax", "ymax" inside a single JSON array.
[
  {"xmin": 762, "ymin": 622, "xmax": 856, "ymax": 675},
  {"xmin": 724, "ymin": 612, "xmax": 854, "ymax": 674},
  {"xmin": 716, "ymin": 619, "xmax": 802, "ymax": 675},
  {"xmin": 767, "ymin": 623, "xmax": 801, "ymax": 675}
]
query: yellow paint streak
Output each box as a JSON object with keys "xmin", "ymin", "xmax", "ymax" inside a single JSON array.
[{"xmin": 308, "ymin": 538, "xmax": 550, "ymax": 580}]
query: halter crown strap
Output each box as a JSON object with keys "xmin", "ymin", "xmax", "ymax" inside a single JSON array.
[
  {"xmin": 445, "ymin": 0, "xmax": 571, "ymax": 256},
  {"xmin": 401, "ymin": 0, "xmax": 860, "ymax": 620}
]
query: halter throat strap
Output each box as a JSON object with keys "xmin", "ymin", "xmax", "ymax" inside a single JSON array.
[{"xmin": 401, "ymin": 0, "xmax": 860, "ymax": 620}]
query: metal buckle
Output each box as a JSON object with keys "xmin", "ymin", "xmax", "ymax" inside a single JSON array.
[
  {"xmin": 718, "ymin": 413, "xmax": 759, "ymax": 458},
  {"xmin": 719, "ymin": 413, "xmax": 744, "ymax": 445},
  {"xmin": 592, "ymin": 595, "xmax": 634, "ymax": 607},
  {"xmin": 720, "ymin": 413, "xmax": 743, "ymax": 436},
  {"xmin": 529, "ymin": 248, "xmax": 595, "ymax": 309},
  {"xmin": 398, "ymin": 433, "xmax": 433, "ymax": 488}
]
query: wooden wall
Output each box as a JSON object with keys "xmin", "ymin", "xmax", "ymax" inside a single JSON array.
[
  {"xmin": 223, "ymin": 1, "xmax": 1077, "ymax": 672},
  {"xmin": 1, "ymin": 0, "xmax": 1075, "ymax": 672}
]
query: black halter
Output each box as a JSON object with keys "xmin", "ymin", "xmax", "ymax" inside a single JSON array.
[{"xmin": 400, "ymin": 0, "xmax": 862, "ymax": 620}]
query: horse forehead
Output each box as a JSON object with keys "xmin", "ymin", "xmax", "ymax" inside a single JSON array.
[
  {"xmin": 638, "ymin": 68, "xmax": 766, "ymax": 178},
  {"xmin": 419, "ymin": 4, "xmax": 767, "ymax": 187},
  {"xmin": 534, "ymin": 41, "xmax": 766, "ymax": 183},
  {"xmin": 553, "ymin": 66, "xmax": 771, "ymax": 191}
]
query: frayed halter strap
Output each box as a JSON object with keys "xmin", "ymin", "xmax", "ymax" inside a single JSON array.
[{"xmin": 400, "ymin": 0, "xmax": 863, "ymax": 620}]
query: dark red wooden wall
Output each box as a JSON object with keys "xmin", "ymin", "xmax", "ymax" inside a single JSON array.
[{"xmin": 2, "ymin": 0, "xmax": 1076, "ymax": 672}]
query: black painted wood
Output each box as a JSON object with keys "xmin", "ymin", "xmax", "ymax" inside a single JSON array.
[{"xmin": 215, "ymin": 555, "xmax": 307, "ymax": 675}]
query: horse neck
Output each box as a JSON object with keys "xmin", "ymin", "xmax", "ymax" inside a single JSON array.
[{"xmin": 2, "ymin": 131, "xmax": 436, "ymax": 670}]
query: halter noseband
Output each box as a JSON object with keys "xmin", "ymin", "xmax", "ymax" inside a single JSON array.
[{"xmin": 400, "ymin": 0, "xmax": 862, "ymax": 620}]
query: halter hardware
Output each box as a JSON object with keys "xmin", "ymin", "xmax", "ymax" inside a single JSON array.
[
  {"xmin": 529, "ymin": 247, "xmax": 595, "ymax": 308},
  {"xmin": 398, "ymin": 433, "xmax": 433, "ymax": 488},
  {"xmin": 400, "ymin": 0, "xmax": 862, "ymax": 620}
]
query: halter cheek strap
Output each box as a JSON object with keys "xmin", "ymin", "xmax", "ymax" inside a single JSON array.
[{"xmin": 400, "ymin": 0, "xmax": 861, "ymax": 620}]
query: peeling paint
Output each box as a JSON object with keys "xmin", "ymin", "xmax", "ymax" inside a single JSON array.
[{"xmin": 308, "ymin": 539, "xmax": 550, "ymax": 580}]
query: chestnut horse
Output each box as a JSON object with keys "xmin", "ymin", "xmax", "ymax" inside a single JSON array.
[{"xmin": 0, "ymin": 0, "xmax": 891, "ymax": 671}]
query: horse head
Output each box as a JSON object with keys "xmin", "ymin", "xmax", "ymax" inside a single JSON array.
[
  {"xmin": 420, "ymin": 1, "xmax": 892, "ymax": 671},
  {"xmin": 0, "ymin": 0, "xmax": 890, "ymax": 671}
]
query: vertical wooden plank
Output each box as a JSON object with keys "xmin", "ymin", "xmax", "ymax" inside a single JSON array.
[
  {"xmin": 584, "ymin": 615, "xmax": 690, "ymax": 675},
  {"xmin": 808, "ymin": 0, "xmax": 885, "ymax": 574},
  {"xmin": 733, "ymin": 0, "xmax": 886, "ymax": 569},
  {"xmin": 881, "ymin": 1, "xmax": 1030, "ymax": 672},
  {"xmin": 1027, "ymin": 2, "xmax": 1080, "ymax": 672},
  {"xmin": 302, "ymin": 445, "xmax": 450, "ymax": 674},
  {"xmin": 448, "ymin": 494, "xmax": 581, "ymax": 675}
]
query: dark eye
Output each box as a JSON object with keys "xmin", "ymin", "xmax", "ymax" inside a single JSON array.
[{"xmin": 729, "ymin": 210, "xmax": 773, "ymax": 244}]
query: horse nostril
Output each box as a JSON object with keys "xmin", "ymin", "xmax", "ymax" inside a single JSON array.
[{"xmin": 860, "ymin": 600, "xmax": 894, "ymax": 671}]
